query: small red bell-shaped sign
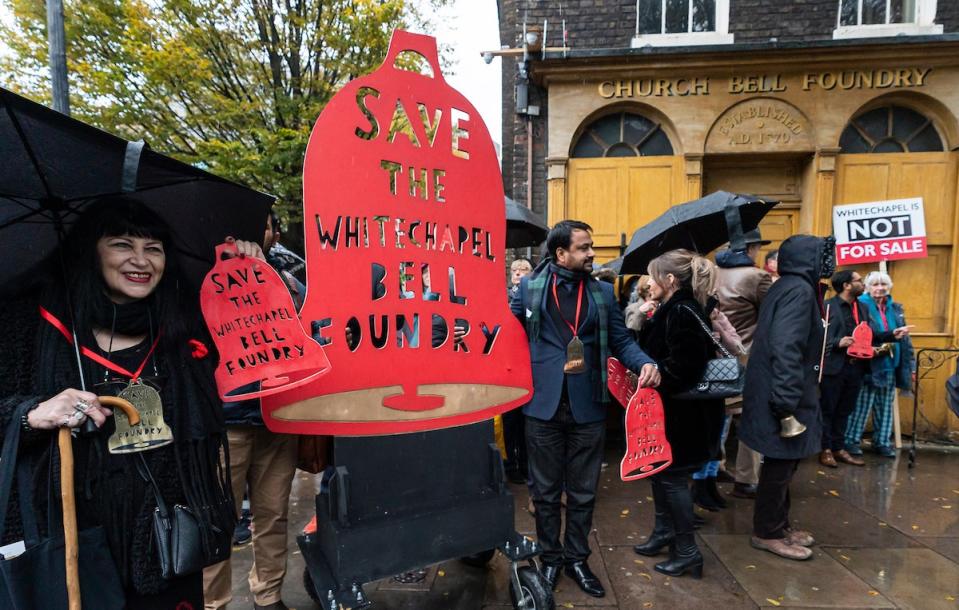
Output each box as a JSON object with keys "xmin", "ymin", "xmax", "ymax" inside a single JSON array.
[
  {"xmin": 261, "ymin": 30, "xmax": 532, "ymax": 435},
  {"xmin": 608, "ymin": 358, "xmax": 672, "ymax": 481},
  {"xmin": 847, "ymin": 321, "xmax": 875, "ymax": 359},
  {"xmin": 200, "ymin": 240, "xmax": 331, "ymax": 400}
]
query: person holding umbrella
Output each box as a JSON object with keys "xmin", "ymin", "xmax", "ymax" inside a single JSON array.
[
  {"xmin": 0, "ymin": 197, "xmax": 242, "ymax": 608},
  {"xmin": 631, "ymin": 249, "xmax": 724, "ymax": 579}
]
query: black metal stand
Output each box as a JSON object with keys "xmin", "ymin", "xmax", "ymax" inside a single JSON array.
[
  {"xmin": 909, "ymin": 346, "xmax": 959, "ymax": 469},
  {"xmin": 298, "ymin": 421, "xmax": 550, "ymax": 609}
]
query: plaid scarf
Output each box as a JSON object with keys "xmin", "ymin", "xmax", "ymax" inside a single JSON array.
[{"xmin": 526, "ymin": 261, "xmax": 610, "ymax": 402}]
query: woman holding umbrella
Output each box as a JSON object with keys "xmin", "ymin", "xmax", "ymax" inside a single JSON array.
[
  {"xmin": 0, "ymin": 198, "xmax": 242, "ymax": 608},
  {"xmin": 630, "ymin": 249, "xmax": 725, "ymax": 578}
]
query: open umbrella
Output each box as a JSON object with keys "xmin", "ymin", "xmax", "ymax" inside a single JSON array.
[
  {"xmin": 0, "ymin": 86, "xmax": 274, "ymax": 292},
  {"xmin": 620, "ymin": 191, "xmax": 778, "ymax": 275},
  {"xmin": 0, "ymin": 87, "xmax": 273, "ymax": 609},
  {"xmin": 505, "ymin": 196, "xmax": 548, "ymax": 248}
]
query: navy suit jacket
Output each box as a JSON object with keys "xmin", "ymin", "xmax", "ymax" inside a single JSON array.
[{"xmin": 511, "ymin": 274, "xmax": 655, "ymax": 424}]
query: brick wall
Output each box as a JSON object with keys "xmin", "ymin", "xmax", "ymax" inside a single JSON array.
[{"xmin": 498, "ymin": 0, "xmax": 959, "ymax": 224}]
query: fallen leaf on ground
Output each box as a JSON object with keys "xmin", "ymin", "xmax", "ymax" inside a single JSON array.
[
  {"xmin": 817, "ymin": 470, "xmax": 826, "ymax": 475},
  {"xmin": 745, "ymin": 565, "xmax": 756, "ymax": 570},
  {"xmin": 812, "ymin": 586, "xmax": 820, "ymax": 591},
  {"xmin": 626, "ymin": 572, "xmax": 632, "ymax": 576},
  {"xmin": 622, "ymin": 509, "xmax": 630, "ymax": 515},
  {"xmin": 868, "ymin": 590, "xmax": 879, "ymax": 596},
  {"xmin": 840, "ymin": 554, "xmax": 851, "ymax": 561},
  {"xmin": 766, "ymin": 599, "xmax": 781, "ymax": 606},
  {"xmin": 878, "ymin": 522, "xmax": 887, "ymax": 527},
  {"xmin": 828, "ymin": 490, "xmax": 840, "ymax": 497},
  {"xmin": 911, "ymin": 525, "xmax": 920, "ymax": 530},
  {"xmin": 634, "ymin": 559, "xmax": 645, "ymax": 565},
  {"xmin": 643, "ymin": 603, "xmax": 654, "ymax": 608},
  {"xmin": 942, "ymin": 505, "xmax": 953, "ymax": 509},
  {"xmin": 561, "ymin": 603, "xmax": 574, "ymax": 608},
  {"xmin": 437, "ymin": 570, "xmax": 445, "ymax": 577},
  {"xmin": 640, "ymin": 572, "xmax": 652, "ymax": 580},
  {"xmin": 945, "ymin": 595, "xmax": 955, "ymax": 601}
]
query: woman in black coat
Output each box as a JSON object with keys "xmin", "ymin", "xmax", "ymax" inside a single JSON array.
[
  {"xmin": 632, "ymin": 249, "xmax": 725, "ymax": 578},
  {"xmin": 0, "ymin": 198, "xmax": 241, "ymax": 608}
]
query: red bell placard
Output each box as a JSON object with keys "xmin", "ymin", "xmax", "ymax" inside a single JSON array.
[
  {"xmin": 847, "ymin": 322, "xmax": 875, "ymax": 359},
  {"xmin": 261, "ymin": 30, "xmax": 533, "ymax": 435},
  {"xmin": 200, "ymin": 240, "xmax": 331, "ymax": 400},
  {"xmin": 608, "ymin": 358, "xmax": 672, "ymax": 480}
]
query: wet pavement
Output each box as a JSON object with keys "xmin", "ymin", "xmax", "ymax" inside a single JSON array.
[{"xmin": 228, "ymin": 446, "xmax": 959, "ymax": 609}]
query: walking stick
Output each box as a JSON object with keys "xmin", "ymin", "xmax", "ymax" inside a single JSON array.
[
  {"xmin": 819, "ymin": 304, "xmax": 830, "ymax": 383},
  {"xmin": 59, "ymin": 396, "xmax": 140, "ymax": 610}
]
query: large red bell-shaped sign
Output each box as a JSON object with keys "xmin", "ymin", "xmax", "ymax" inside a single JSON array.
[
  {"xmin": 200, "ymin": 240, "xmax": 332, "ymax": 400},
  {"xmin": 608, "ymin": 358, "xmax": 672, "ymax": 480},
  {"xmin": 261, "ymin": 30, "xmax": 533, "ymax": 435}
]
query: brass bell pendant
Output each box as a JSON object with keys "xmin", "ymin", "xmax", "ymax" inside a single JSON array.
[{"xmin": 779, "ymin": 415, "xmax": 807, "ymax": 438}]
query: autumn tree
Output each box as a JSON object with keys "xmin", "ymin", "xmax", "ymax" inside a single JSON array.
[{"xmin": 1, "ymin": 0, "xmax": 446, "ymax": 242}]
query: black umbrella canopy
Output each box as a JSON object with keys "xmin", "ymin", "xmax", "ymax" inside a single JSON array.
[
  {"xmin": 620, "ymin": 191, "xmax": 778, "ymax": 275},
  {"xmin": 505, "ymin": 196, "xmax": 549, "ymax": 248},
  {"xmin": 0, "ymin": 87, "xmax": 274, "ymax": 292}
]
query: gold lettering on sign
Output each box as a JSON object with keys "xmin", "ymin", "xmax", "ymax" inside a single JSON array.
[
  {"xmin": 597, "ymin": 78, "xmax": 711, "ymax": 98},
  {"xmin": 728, "ymin": 74, "xmax": 787, "ymax": 94},
  {"xmin": 802, "ymin": 68, "xmax": 931, "ymax": 91}
]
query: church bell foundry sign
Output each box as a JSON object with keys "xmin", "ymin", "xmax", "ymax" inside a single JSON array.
[{"xmin": 260, "ymin": 30, "xmax": 533, "ymax": 435}]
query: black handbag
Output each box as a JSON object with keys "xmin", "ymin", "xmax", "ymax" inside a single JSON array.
[
  {"xmin": 0, "ymin": 403, "xmax": 125, "ymax": 609},
  {"xmin": 672, "ymin": 305, "xmax": 746, "ymax": 400},
  {"xmin": 136, "ymin": 454, "xmax": 230, "ymax": 580}
]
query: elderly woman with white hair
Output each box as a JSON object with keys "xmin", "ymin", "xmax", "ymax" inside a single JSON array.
[{"xmin": 844, "ymin": 271, "xmax": 914, "ymax": 458}]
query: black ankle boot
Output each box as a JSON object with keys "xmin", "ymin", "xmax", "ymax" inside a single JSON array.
[
  {"xmin": 705, "ymin": 477, "xmax": 728, "ymax": 509},
  {"xmin": 633, "ymin": 514, "xmax": 674, "ymax": 556},
  {"xmin": 692, "ymin": 479, "xmax": 721, "ymax": 512},
  {"xmin": 653, "ymin": 534, "xmax": 703, "ymax": 578}
]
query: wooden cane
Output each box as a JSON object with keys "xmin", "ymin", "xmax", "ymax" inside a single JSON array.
[
  {"xmin": 59, "ymin": 396, "xmax": 139, "ymax": 610},
  {"xmin": 819, "ymin": 304, "xmax": 831, "ymax": 384}
]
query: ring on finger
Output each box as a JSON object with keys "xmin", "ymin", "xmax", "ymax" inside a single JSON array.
[{"xmin": 75, "ymin": 399, "xmax": 91, "ymax": 413}]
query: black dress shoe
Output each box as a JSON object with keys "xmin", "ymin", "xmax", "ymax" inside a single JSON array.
[
  {"xmin": 540, "ymin": 563, "xmax": 561, "ymax": 590},
  {"xmin": 692, "ymin": 479, "xmax": 722, "ymax": 511},
  {"xmin": 633, "ymin": 531, "xmax": 673, "ymax": 556},
  {"xmin": 730, "ymin": 483, "xmax": 757, "ymax": 499},
  {"xmin": 564, "ymin": 561, "xmax": 605, "ymax": 597}
]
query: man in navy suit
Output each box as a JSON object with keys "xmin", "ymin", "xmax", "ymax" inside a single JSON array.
[{"xmin": 511, "ymin": 220, "xmax": 660, "ymax": 597}]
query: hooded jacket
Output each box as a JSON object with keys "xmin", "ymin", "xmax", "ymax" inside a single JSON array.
[
  {"xmin": 739, "ymin": 235, "xmax": 826, "ymax": 460},
  {"xmin": 714, "ymin": 249, "xmax": 772, "ymax": 351}
]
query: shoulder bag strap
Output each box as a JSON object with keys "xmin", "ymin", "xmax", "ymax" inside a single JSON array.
[
  {"xmin": 678, "ymin": 304, "xmax": 734, "ymax": 359},
  {"xmin": 135, "ymin": 453, "xmax": 170, "ymax": 519}
]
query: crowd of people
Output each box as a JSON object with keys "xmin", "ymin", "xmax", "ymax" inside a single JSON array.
[
  {"xmin": 508, "ymin": 219, "xmax": 914, "ymax": 596},
  {"xmin": 0, "ymin": 200, "xmax": 915, "ymax": 608}
]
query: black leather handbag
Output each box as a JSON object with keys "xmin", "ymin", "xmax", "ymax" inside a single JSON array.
[
  {"xmin": 0, "ymin": 403, "xmax": 125, "ymax": 609},
  {"xmin": 136, "ymin": 455, "xmax": 230, "ymax": 580},
  {"xmin": 672, "ymin": 305, "xmax": 746, "ymax": 401}
]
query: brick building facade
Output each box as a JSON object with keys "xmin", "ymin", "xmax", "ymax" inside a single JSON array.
[{"xmin": 497, "ymin": 0, "xmax": 959, "ymax": 438}]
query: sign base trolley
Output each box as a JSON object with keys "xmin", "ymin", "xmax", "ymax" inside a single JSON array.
[{"xmin": 298, "ymin": 421, "xmax": 554, "ymax": 610}]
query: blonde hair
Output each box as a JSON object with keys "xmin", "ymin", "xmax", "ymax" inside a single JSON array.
[{"xmin": 647, "ymin": 249, "xmax": 716, "ymax": 307}]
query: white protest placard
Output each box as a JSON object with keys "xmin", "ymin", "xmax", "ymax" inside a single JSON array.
[{"xmin": 832, "ymin": 197, "xmax": 927, "ymax": 266}]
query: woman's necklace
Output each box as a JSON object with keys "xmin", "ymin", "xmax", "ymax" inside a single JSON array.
[{"xmin": 100, "ymin": 307, "xmax": 174, "ymax": 455}]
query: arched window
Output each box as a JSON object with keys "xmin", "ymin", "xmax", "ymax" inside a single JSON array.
[
  {"xmin": 571, "ymin": 112, "xmax": 674, "ymax": 158},
  {"xmin": 840, "ymin": 105, "xmax": 943, "ymax": 153}
]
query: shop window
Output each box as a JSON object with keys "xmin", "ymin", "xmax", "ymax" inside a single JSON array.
[
  {"xmin": 839, "ymin": 105, "xmax": 943, "ymax": 153},
  {"xmin": 631, "ymin": 0, "xmax": 733, "ymax": 47},
  {"xmin": 834, "ymin": 0, "xmax": 942, "ymax": 39},
  {"xmin": 571, "ymin": 112, "xmax": 674, "ymax": 158}
]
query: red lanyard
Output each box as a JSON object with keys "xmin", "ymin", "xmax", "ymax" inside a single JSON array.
[
  {"xmin": 851, "ymin": 301, "xmax": 860, "ymax": 325},
  {"xmin": 40, "ymin": 306, "xmax": 160, "ymax": 382},
  {"xmin": 551, "ymin": 277, "xmax": 584, "ymax": 338},
  {"xmin": 877, "ymin": 302, "xmax": 889, "ymax": 330}
]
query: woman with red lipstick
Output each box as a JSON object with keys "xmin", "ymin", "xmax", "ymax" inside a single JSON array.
[{"xmin": 0, "ymin": 197, "xmax": 246, "ymax": 609}]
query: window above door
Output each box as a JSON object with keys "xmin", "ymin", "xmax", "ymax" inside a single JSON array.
[
  {"xmin": 833, "ymin": 0, "xmax": 942, "ymax": 39},
  {"xmin": 631, "ymin": 0, "xmax": 734, "ymax": 47}
]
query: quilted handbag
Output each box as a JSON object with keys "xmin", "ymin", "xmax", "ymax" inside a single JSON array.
[{"xmin": 672, "ymin": 305, "xmax": 746, "ymax": 401}]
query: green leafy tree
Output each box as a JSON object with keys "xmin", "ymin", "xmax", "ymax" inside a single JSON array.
[{"xmin": 1, "ymin": 0, "xmax": 447, "ymax": 245}]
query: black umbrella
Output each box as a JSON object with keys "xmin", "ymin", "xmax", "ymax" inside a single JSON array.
[
  {"xmin": 620, "ymin": 191, "xmax": 778, "ymax": 274},
  {"xmin": 0, "ymin": 86, "xmax": 275, "ymax": 293},
  {"xmin": 505, "ymin": 196, "xmax": 548, "ymax": 248}
]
